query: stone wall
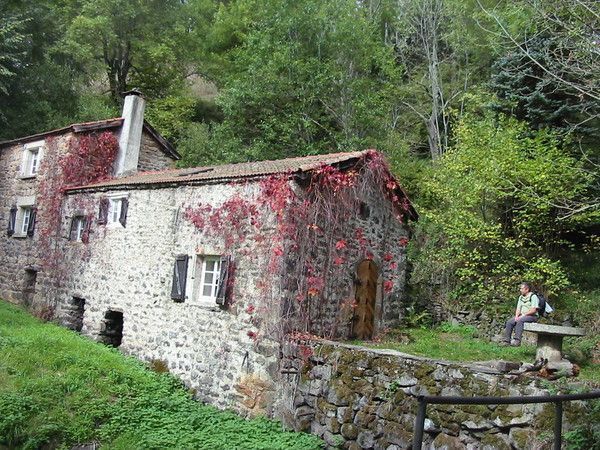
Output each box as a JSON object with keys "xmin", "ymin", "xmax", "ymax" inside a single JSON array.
[
  {"xmin": 137, "ymin": 131, "xmax": 176, "ymax": 172},
  {"xmin": 277, "ymin": 341, "xmax": 588, "ymax": 449},
  {"xmin": 0, "ymin": 128, "xmax": 176, "ymax": 308},
  {"xmin": 55, "ymin": 173, "xmax": 410, "ymax": 414},
  {"xmin": 0, "ymin": 134, "xmax": 72, "ymax": 305}
]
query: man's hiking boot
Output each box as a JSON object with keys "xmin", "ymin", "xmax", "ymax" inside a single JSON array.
[{"xmin": 510, "ymin": 340, "xmax": 521, "ymax": 347}]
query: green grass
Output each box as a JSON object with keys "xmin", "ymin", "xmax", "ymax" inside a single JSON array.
[
  {"xmin": 0, "ymin": 301, "xmax": 323, "ymax": 450},
  {"xmin": 351, "ymin": 323, "xmax": 600, "ymax": 384}
]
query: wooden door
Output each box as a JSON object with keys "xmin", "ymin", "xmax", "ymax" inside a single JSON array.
[{"xmin": 351, "ymin": 260, "xmax": 378, "ymax": 340}]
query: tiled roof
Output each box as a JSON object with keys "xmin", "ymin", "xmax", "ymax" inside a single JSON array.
[
  {"xmin": 0, "ymin": 118, "xmax": 180, "ymax": 160},
  {"xmin": 0, "ymin": 118, "xmax": 124, "ymax": 147},
  {"xmin": 69, "ymin": 150, "xmax": 371, "ymax": 191}
]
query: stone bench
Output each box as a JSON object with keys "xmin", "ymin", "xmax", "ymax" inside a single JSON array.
[{"xmin": 524, "ymin": 323, "xmax": 585, "ymax": 362}]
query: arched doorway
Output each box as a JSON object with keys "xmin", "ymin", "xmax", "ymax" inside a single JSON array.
[{"xmin": 351, "ymin": 259, "xmax": 378, "ymax": 340}]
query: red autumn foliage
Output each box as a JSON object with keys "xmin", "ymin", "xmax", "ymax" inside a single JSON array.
[{"xmin": 183, "ymin": 150, "xmax": 412, "ymax": 341}]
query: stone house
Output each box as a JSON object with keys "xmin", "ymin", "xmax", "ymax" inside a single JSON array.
[
  {"xmin": 0, "ymin": 92, "xmax": 417, "ymax": 415},
  {"xmin": 0, "ymin": 91, "xmax": 179, "ymax": 305}
]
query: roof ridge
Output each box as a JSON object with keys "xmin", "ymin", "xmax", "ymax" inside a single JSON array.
[{"xmin": 66, "ymin": 149, "xmax": 373, "ymax": 191}]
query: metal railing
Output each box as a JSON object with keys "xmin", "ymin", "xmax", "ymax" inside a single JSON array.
[{"xmin": 412, "ymin": 391, "xmax": 600, "ymax": 450}]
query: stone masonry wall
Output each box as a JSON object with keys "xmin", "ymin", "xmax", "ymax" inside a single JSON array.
[
  {"xmin": 137, "ymin": 131, "xmax": 176, "ymax": 172},
  {"xmin": 1, "ymin": 128, "xmax": 175, "ymax": 308},
  {"xmin": 0, "ymin": 134, "xmax": 72, "ymax": 306},
  {"xmin": 56, "ymin": 174, "xmax": 411, "ymax": 414},
  {"xmin": 277, "ymin": 341, "xmax": 588, "ymax": 450}
]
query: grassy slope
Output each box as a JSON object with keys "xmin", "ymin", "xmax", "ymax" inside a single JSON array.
[
  {"xmin": 0, "ymin": 301, "xmax": 322, "ymax": 450},
  {"xmin": 353, "ymin": 324, "xmax": 600, "ymax": 384}
]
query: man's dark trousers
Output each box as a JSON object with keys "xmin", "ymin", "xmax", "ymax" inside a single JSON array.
[{"xmin": 503, "ymin": 316, "xmax": 537, "ymax": 343}]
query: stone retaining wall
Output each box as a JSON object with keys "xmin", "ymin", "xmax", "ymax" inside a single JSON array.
[{"xmin": 276, "ymin": 341, "xmax": 588, "ymax": 449}]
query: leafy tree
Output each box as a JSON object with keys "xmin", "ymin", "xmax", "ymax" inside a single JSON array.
[
  {"xmin": 0, "ymin": 11, "xmax": 27, "ymax": 96},
  {"xmin": 207, "ymin": 0, "xmax": 400, "ymax": 162},
  {"xmin": 0, "ymin": 0, "xmax": 82, "ymax": 140},
  {"xmin": 411, "ymin": 105, "xmax": 593, "ymax": 317},
  {"xmin": 62, "ymin": 0, "xmax": 191, "ymax": 102}
]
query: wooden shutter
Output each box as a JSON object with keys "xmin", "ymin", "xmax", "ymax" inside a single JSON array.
[
  {"xmin": 98, "ymin": 197, "xmax": 109, "ymax": 224},
  {"xmin": 7, "ymin": 206, "xmax": 17, "ymax": 236},
  {"xmin": 81, "ymin": 216, "xmax": 91, "ymax": 244},
  {"xmin": 170, "ymin": 255, "xmax": 189, "ymax": 302},
  {"xmin": 68, "ymin": 217, "xmax": 77, "ymax": 241},
  {"xmin": 26, "ymin": 208, "xmax": 36, "ymax": 237},
  {"xmin": 119, "ymin": 198, "xmax": 128, "ymax": 227},
  {"xmin": 216, "ymin": 256, "xmax": 231, "ymax": 306}
]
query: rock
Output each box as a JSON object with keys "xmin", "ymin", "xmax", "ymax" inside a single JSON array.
[
  {"xmin": 462, "ymin": 419, "xmax": 493, "ymax": 431},
  {"xmin": 311, "ymin": 364, "xmax": 333, "ymax": 380},
  {"xmin": 323, "ymin": 431, "xmax": 341, "ymax": 447},
  {"xmin": 325, "ymin": 416, "xmax": 341, "ymax": 434},
  {"xmin": 448, "ymin": 368, "xmax": 464, "ymax": 379},
  {"xmin": 492, "ymin": 360, "xmax": 521, "ymax": 372},
  {"xmin": 481, "ymin": 432, "xmax": 511, "ymax": 450},
  {"xmin": 337, "ymin": 406, "xmax": 354, "ymax": 424},
  {"xmin": 341, "ymin": 423, "xmax": 359, "ymax": 440},
  {"xmin": 294, "ymin": 405, "xmax": 314, "ymax": 419},
  {"xmin": 382, "ymin": 422, "xmax": 411, "ymax": 447},
  {"xmin": 493, "ymin": 412, "xmax": 533, "ymax": 428},
  {"xmin": 357, "ymin": 430, "xmax": 376, "ymax": 449},
  {"xmin": 508, "ymin": 427, "xmax": 530, "ymax": 450},
  {"xmin": 326, "ymin": 381, "xmax": 352, "ymax": 406},
  {"xmin": 424, "ymin": 418, "xmax": 440, "ymax": 432},
  {"xmin": 395, "ymin": 374, "xmax": 418, "ymax": 387},
  {"xmin": 346, "ymin": 442, "xmax": 362, "ymax": 450},
  {"xmin": 429, "ymin": 432, "xmax": 464, "ymax": 450}
]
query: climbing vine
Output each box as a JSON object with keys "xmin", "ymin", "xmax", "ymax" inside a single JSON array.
[
  {"xmin": 184, "ymin": 150, "xmax": 412, "ymax": 343},
  {"xmin": 36, "ymin": 132, "xmax": 119, "ymax": 305}
]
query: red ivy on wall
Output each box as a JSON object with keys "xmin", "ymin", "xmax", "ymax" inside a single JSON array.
[
  {"xmin": 184, "ymin": 150, "xmax": 412, "ymax": 342},
  {"xmin": 36, "ymin": 132, "xmax": 119, "ymax": 300}
]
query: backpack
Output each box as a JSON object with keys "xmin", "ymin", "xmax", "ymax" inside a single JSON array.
[{"xmin": 533, "ymin": 292, "xmax": 550, "ymax": 317}]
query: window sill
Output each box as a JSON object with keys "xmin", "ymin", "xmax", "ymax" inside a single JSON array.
[
  {"xmin": 180, "ymin": 300, "xmax": 222, "ymax": 311},
  {"xmin": 18, "ymin": 174, "xmax": 37, "ymax": 180},
  {"xmin": 11, "ymin": 233, "xmax": 28, "ymax": 239}
]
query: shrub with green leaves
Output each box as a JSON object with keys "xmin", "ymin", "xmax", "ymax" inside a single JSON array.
[{"xmin": 411, "ymin": 111, "xmax": 594, "ymax": 318}]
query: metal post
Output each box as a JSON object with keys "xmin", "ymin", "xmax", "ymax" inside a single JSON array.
[
  {"xmin": 412, "ymin": 396, "xmax": 427, "ymax": 450},
  {"xmin": 554, "ymin": 401, "xmax": 563, "ymax": 450}
]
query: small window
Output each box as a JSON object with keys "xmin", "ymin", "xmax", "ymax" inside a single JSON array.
[
  {"xmin": 102, "ymin": 197, "xmax": 128, "ymax": 227},
  {"xmin": 199, "ymin": 256, "xmax": 222, "ymax": 301},
  {"xmin": 108, "ymin": 198, "xmax": 122, "ymax": 224},
  {"xmin": 69, "ymin": 216, "xmax": 87, "ymax": 241},
  {"xmin": 193, "ymin": 255, "xmax": 231, "ymax": 306},
  {"xmin": 21, "ymin": 141, "xmax": 44, "ymax": 177},
  {"xmin": 12, "ymin": 205, "xmax": 36, "ymax": 237},
  {"xmin": 21, "ymin": 207, "xmax": 32, "ymax": 234}
]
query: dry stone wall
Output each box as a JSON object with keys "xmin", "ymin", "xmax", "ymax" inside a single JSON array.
[{"xmin": 277, "ymin": 341, "xmax": 588, "ymax": 450}]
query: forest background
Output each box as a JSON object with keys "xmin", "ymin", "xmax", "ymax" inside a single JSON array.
[{"xmin": 1, "ymin": 0, "xmax": 598, "ymax": 339}]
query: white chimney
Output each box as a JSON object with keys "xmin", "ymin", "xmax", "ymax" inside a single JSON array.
[{"xmin": 115, "ymin": 89, "xmax": 145, "ymax": 176}]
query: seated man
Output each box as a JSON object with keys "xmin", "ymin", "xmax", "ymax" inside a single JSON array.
[{"xmin": 502, "ymin": 282, "xmax": 539, "ymax": 346}]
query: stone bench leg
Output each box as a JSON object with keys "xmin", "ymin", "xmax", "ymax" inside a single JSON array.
[{"xmin": 536, "ymin": 334, "xmax": 563, "ymax": 362}]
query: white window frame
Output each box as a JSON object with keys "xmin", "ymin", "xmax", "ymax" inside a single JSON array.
[
  {"xmin": 21, "ymin": 140, "xmax": 44, "ymax": 178},
  {"xmin": 192, "ymin": 255, "xmax": 222, "ymax": 306},
  {"xmin": 20, "ymin": 207, "xmax": 32, "ymax": 234},
  {"xmin": 106, "ymin": 194, "xmax": 127, "ymax": 228},
  {"xmin": 13, "ymin": 196, "xmax": 35, "ymax": 238}
]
